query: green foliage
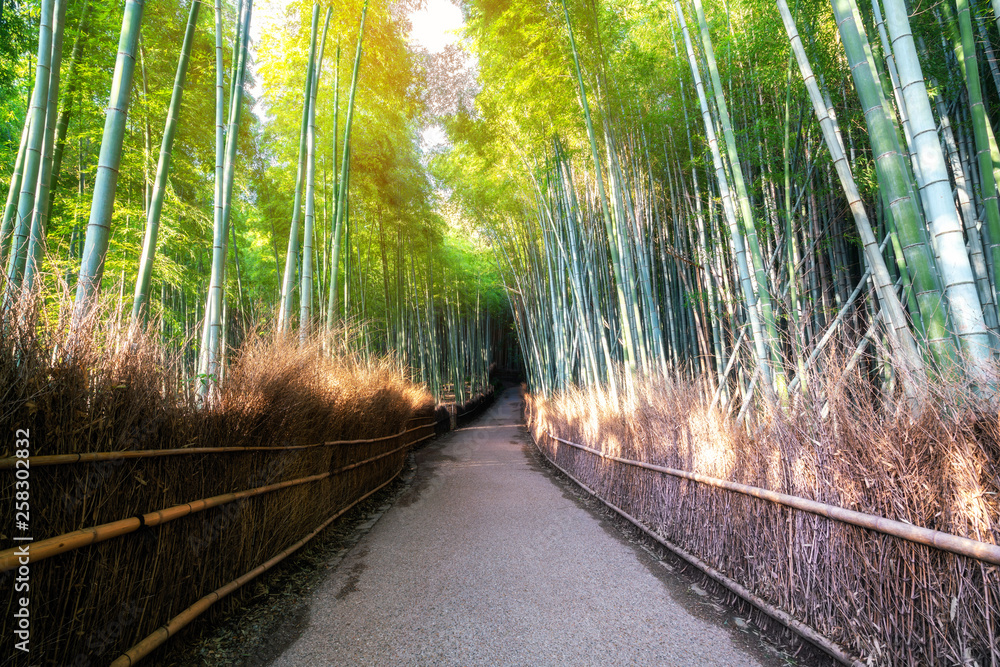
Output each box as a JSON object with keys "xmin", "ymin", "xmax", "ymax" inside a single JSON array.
[{"xmin": 0, "ymin": 0, "xmax": 35, "ymax": 162}]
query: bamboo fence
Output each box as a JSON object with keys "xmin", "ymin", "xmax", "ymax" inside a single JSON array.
[
  {"xmin": 0, "ymin": 411, "xmax": 442, "ymax": 665},
  {"xmin": 524, "ymin": 394, "xmax": 1000, "ymax": 665}
]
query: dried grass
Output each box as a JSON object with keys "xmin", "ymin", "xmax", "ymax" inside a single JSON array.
[
  {"xmin": 525, "ymin": 357, "xmax": 1000, "ymax": 665},
  {"xmin": 0, "ymin": 291, "xmax": 431, "ymax": 666}
]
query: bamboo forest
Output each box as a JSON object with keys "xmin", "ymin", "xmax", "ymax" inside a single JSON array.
[{"xmin": 2, "ymin": 0, "xmax": 1000, "ymax": 663}]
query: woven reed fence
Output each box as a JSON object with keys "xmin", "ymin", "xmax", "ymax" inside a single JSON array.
[
  {"xmin": 524, "ymin": 394, "xmax": 1000, "ymax": 666},
  {"xmin": 0, "ymin": 411, "xmax": 439, "ymax": 667}
]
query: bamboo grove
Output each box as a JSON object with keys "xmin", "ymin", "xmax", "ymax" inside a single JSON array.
[
  {"xmin": 438, "ymin": 0, "xmax": 1000, "ymax": 413},
  {"xmin": 0, "ymin": 0, "xmax": 508, "ymax": 406}
]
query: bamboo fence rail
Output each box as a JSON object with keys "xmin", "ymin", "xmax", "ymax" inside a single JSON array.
[
  {"xmin": 0, "ymin": 422, "xmax": 435, "ymax": 571},
  {"xmin": 0, "ymin": 419, "xmax": 437, "ymax": 469},
  {"xmin": 542, "ymin": 430, "xmax": 1000, "ymax": 565},
  {"xmin": 101, "ymin": 401, "xmax": 454, "ymax": 664},
  {"xmin": 109, "ymin": 470, "xmax": 401, "ymax": 667},
  {"xmin": 529, "ymin": 428, "xmax": 863, "ymax": 667}
]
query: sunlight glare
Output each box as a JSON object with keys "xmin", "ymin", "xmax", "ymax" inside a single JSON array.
[{"xmin": 409, "ymin": 0, "xmax": 464, "ymax": 53}]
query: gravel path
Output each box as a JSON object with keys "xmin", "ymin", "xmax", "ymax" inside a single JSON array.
[{"xmin": 270, "ymin": 388, "xmax": 786, "ymax": 667}]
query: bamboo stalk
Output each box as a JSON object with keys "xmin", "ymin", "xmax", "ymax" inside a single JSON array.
[
  {"xmin": 693, "ymin": 0, "xmax": 785, "ymax": 395},
  {"xmin": 300, "ymin": 8, "xmax": 332, "ymax": 341},
  {"xmin": 199, "ymin": 0, "xmax": 253, "ymax": 394},
  {"xmin": 777, "ymin": 0, "xmax": 925, "ymax": 397},
  {"xmin": 278, "ymin": 4, "xmax": 320, "ymax": 333},
  {"xmin": 22, "ymin": 0, "xmax": 68, "ymax": 291},
  {"xmin": 5, "ymin": 0, "xmax": 56, "ymax": 292},
  {"xmin": 71, "ymin": 0, "xmax": 145, "ymax": 324},
  {"xmin": 327, "ymin": 1, "xmax": 369, "ymax": 331},
  {"xmin": 561, "ymin": 0, "xmax": 638, "ymax": 377},
  {"xmin": 882, "ymin": 0, "xmax": 991, "ymax": 366},
  {"xmin": 830, "ymin": 0, "xmax": 954, "ymax": 365},
  {"xmin": 674, "ymin": 0, "xmax": 773, "ymax": 395},
  {"xmin": 954, "ymin": 0, "xmax": 1000, "ymax": 323},
  {"xmin": 131, "ymin": 0, "xmax": 202, "ymax": 322},
  {"xmin": 0, "ymin": 112, "xmax": 31, "ymax": 270},
  {"xmin": 46, "ymin": 0, "xmax": 90, "ymax": 211}
]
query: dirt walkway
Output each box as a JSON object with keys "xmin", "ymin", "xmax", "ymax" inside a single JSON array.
[{"xmin": 269, "ymin": 388, "xmax": 786, "ymax": 666}]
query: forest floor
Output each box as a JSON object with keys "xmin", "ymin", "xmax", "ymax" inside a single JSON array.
[{"xmin": 246, "ymin": 387, "xmax": 803, "ymax": 666}]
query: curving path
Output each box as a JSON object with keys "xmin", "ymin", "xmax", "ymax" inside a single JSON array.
[{"xmin": 270, "ymin": 388, "xmax": 785, "ymax": 666}]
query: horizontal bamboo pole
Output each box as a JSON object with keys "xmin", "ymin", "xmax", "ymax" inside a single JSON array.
[
  {"xmin": 544, "ymin": 431, "xmax": 1000, "ymax": 566},
  {"xmin": 529, "ymin": 429, "xmax": 862, "ymax": 667},
  {"xmin": 110, "ymin": 468, "xmax": 404, "ymax": 667},
  {"xmin": 0, "ymin": 421, "xmax": 435, "ymax": 469},
  {"xmin": 0, "ymin": 473, "xmax": 326, "ymax": 572},
  {"xmin": 408, "ymin": 415, "xmax": 439, "ymax": 425},
  {"xmin": 0, "ymin": 431, "xmax": 433, "ymax": 572},
  {"xmin": 336, "ymin": 431, "xmax": 431, "ymax": 474}
]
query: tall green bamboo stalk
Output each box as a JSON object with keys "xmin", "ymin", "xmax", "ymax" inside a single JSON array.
[
  {"xmin": 780, "ymin": 0, "xmax": 926, "ymax": 393},
  {"xmin": 934, "ymin": 91, "xmax": 999, "ymax": 341},
  {"xmin": 693, "ymin": 0, "xmax": 785, "ymax": 395},
  {"xmin": 198, "ymin": 0, "xmax": 252, "ymax": 394},
  {"xmin": 131, "ymin": 0, "xmax": 202, "ymax": 322},
  {"xmin": 830, "ymin": 0, "xmax": 954, "ymax": 365},
  {"xmin": 72, "ymin": 0, "xmax": 145, "ymax": 327},
  {"xmin": 562, "ymin": 0, "xmax": 638, "ymax": 382},
  {"xmin": 327, "ymin": 0, "xmax": 369, "ymax": 332},
  {"xmin": 0, "ymin": 117, "xmax": 31, "ymax": 271},
  {"xmin": 674, "ymin": 0, "xmax": 773, "ymax": 395},
  {"xmin": 300, "ymin": 8, "xmax": 332, "ymax": 341},
  {"xmin": 47, "ymin": 0, "xmax": 90, "ymax": 212},
  {"xmin": 881, "ymin": 0, "xmax": 991, "ymax": 367},
  {"xmin": 5, "ymin": 0, "xmax": 55, "ymax": 294},
  {"xmin": 278, "ymin": 4, "xmax": 320, "ymax": 333},
  {"xmin": 23, "ymin": 0, "xmax": 68, "ymax": 291},
  {"xmin": 955, "ymin": 0, "xmax": 1000, "ymax": 328}
]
